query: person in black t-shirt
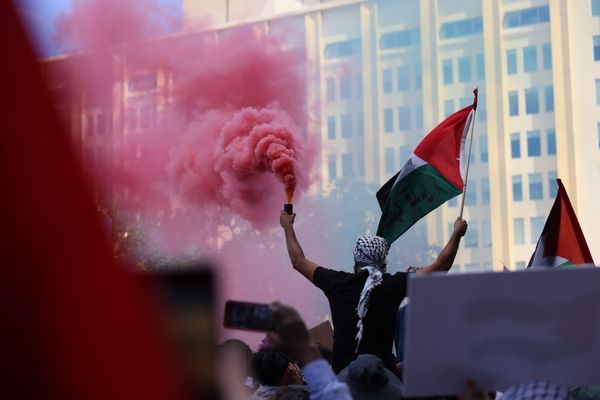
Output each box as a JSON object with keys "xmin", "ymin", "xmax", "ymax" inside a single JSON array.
[{"xmin": 280, "ymin": 210, "xmax": 467, "ymax": 374}]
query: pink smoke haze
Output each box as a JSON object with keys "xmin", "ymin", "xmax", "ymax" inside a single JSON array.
[{"xmin": 53, "ymin": 0, "xmax": 327, "ymax": 346}]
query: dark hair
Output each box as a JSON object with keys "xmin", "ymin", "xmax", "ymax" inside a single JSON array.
[
  {"xmin": 216, "ymin": 339, "xmax": 252, "ymax": 365},
  {"xmin": 252, "ymin": 347, "xmax": 290, "ymax": 386}
]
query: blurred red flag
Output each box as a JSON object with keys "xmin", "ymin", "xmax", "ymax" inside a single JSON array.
[{"xmin": 0, "ymin": 2, "xmax": 185, "ymax": 399}]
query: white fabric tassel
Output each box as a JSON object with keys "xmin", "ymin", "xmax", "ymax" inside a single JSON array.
[{"xmin": 355, "ymin": 266, "xmax": 383, "ymax": 352}]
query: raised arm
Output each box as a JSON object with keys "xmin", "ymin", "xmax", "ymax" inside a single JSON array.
[
  {"xmin": 280, "ymin": 211, "xmax": 318, "ymax": 282},
  {"xmin": 418, "ymin": 217, "xmax": 467, "ymax": 274}
]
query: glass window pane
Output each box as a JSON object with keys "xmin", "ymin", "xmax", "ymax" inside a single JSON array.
[
  {"xmin": 385, "ymin": 148, "xmax": 395, "ymax": 173},
  {"xmin": 397, "ymin": 66, "xmax": 410, "ymax": 91},
  {"xmin": 340, "ymin": 77, "xmax": 352, "ymax": 99},
  {"xmin": 476, "ymin": 54, "xmax": 485, "ymax": 80},
  {"xmin": 530, "ymin": 216, "xmax": 545, "ymax": 244},
  {"xmin": 415, "ymin": 104, "xmax": 423, "ymax": 129},
  {"xmin": 444, "ymin": 99, "xmax": 454, "ymax": 117},
  {"xmin": 342, "ymin": 152, "xmax": 353, "ymax": 176},
  {"xmin": 465, "ymin": 179, "xmax": 477, "ymax": 206},
  {"xmin": 509, "ymin": 91, "xmax": 519, "ymax": 116},
  {"xmin": 547, "ymin": 128, "xmax": 556, "ymax": 155},
  {"xmin": 543, "ymin": 43, "xmax": 552, "ymax": 69},
  {"xmin": 356, "ymin": 74, "xmax": 363, "ymax": 98},
  {"xmin": 327, "ymin": 116, "xmax": 336, "ymax": 140},
  {"xmin": 384, "ymin": 108, "xmax": 394, "ymax": 133},
  {"xmin": 328, "ymin": 155, "xmax": 336, "ymax": 181},
  {"xmin": 326, "ymin": 77, "xmax": 335, "ymax": 102},
  {"xmin": 523, "ymin": 46, "xmax": 537, "ymax": 72},
  {"xmin": 458, "ymin": 56, "xmax": 472, "ymax": 83},
  {"xmin": 399, "ymin": 146, "xmax": 411, "ymax": 165},
  {"xmin": 415, "ymin": 65, "xmax": 422, "ymax": 89},
  {"xmin": 481, "ymin": 177, "xmax": 490, "ymax": 205},
  {"xmin": 383, "ymin": 69, "xmax": 392, "ymax": 93},
  {"xmin": 398, "ymin": 106, "xmax": 411, "ymax": 131},
  {"xmin": 512, "ymin": 175, "xmax": 523, "ymax": 201},
  {"xmin": 596, "ymin": 79, "xmax": 600, "ymax": 104},
  {"xmin": 482, "ymin": 219, "xmax": 491, "ymax": 247},
  {"xmin": 341, "ymin": 113, "xmax": 353, "ymax": 138},
  {"xmin": 594, "ymin": 0, "xmax": 600, "ymax": 16},
  {"xmin": 514, "ymin": 218, "xmax": 524, "ymax": 245},
  {"xmin": 465, "ymin": 221, "xmax": 478, "ymax": 248},
  {"xmin": 545, "ymin": 85, "xmax": 554, "ymax": 112},
  {"xmin": 525, "ymin": 88, "xmax": 539, "ymax": 114},
  {"xmin": 443, "ymin": 59, "xmax": 453, "ymax": 84},
  {"xmin": 479, "ymin": 136, "xmax": 488, "ymax": 162},
  {"xmin": 548, "ymin": 171, "xmax": 558, "ymax": 198},
  {"xmin": 511, "ymin": 133, "xmax": 521, "ymax": 158},
  {"xmin": 529, "ymin": 173, "xmax": 543, "ymax": 200},
  {"xmin": 527, "ymin": 130, "xmax": 541, "ymax": 157},
  {"xmin": 357, "ymin": 112, "xmax": 364, "ymax": 137},
  {"xmin": 507, "ymin": 49, "xmax": 517, "ymax": 75}
]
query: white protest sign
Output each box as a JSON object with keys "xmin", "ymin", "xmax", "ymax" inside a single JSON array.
[{"xmin": 403, "ymin": 267, "xmax": 600, "ymax": 397}]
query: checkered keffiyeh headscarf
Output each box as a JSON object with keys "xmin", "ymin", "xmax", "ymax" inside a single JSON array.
[{"xmin": 353, "ymin": 236, "xmax": 389, "ymax": 352}]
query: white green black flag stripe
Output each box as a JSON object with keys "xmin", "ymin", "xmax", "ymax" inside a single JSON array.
[
  {"xmin": 376, "ymin": 103, "xmax": 475, "ymax": 245},
  {"xmin": 527, "ymin": 179, "xmax": 594, "ymax": 268}
]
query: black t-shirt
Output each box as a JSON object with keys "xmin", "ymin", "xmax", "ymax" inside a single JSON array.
[{"xmin": 313, "ymin": 266, "xmax": 408, "ymax": 374}]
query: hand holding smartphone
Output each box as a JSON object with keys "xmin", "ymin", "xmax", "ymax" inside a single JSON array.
[{"xmin": 223, "ymin": 300, "xmax": 274, "ymax": 331}]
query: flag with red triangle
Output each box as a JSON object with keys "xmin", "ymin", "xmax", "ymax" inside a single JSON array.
[
  {"xmin": 527, "ymin": 179, "xmax": 595, "ymax": 268},
  {"xmin": 376, "ymin": 94, "xmax": 476, "ymax": 245}
]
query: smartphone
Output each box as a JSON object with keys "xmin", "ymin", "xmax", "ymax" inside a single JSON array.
[{"xmin": 223, "ymin": 300, "xmax": 274, "ymax": 331}]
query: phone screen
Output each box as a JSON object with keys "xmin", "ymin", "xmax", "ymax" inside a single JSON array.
[{"xmin": 223, "ymin": 300, "xmax": 274, "ymax": 331}]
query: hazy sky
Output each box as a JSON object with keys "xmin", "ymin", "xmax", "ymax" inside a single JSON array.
[{"xmin": 15, "ymin": 0, "xmax": 183, "ymax": 57}]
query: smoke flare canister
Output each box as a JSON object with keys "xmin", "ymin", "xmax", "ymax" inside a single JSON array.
[{"xmin": 284, "ymin": 203, "xmax": 293, "ymax": 215}]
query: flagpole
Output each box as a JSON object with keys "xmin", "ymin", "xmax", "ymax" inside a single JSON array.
[{"xmin": 458, "ymin": 88, "xmax": 478, "ymax": 220}]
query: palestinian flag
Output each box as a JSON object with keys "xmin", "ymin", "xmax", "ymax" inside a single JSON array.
[
  {"xmin": 376, "ymin": 95, "xmax": 476, "ymax": 245},
  {"xmin": 527, "ymin": 179, "xmax": 595, "ymax": 268}
]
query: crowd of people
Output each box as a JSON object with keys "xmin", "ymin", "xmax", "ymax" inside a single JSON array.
[{"xmin": 212, "ymin": 211, "xmax": 599, "ymax": 400}]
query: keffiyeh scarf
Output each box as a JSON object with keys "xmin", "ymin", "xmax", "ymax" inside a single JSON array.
[{"xmin": 353, "ymin": 235, "xmax": 389, "ymax": 352}]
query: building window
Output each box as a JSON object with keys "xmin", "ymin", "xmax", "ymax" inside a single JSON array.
[
  {"xmin": 128, "ymin": 73, "xmax": 157, "ymax": 92},
  {"xmin": 503, "ymin": 6, "xmax": 549, "ymax": 29},
  {"xmin": 544, "ymin": 85, "xmax": 554, "ymax": 112},
  {"xmin": 530, "ymin": 216, "xmax": 545, "ymax": 244},
  {"xmin": 357, "ymin": 112, "xmax": 364, "ymax": 136},
  {"xmin": 511, "ymin": 133, "xmax": 521, "ymax": 158},
  {"xmin": 509, "ymin": 91, "xmax": 519, "ymax": 116},
  {"xmin": 86, "ymin": 114, "xmax": 94, "ymax": 136},
  {"xmin": 328, "ymin": 155, "xmax": 337, "ymax": 182},
  {"xmin": 341, "ymin": 114, "xmax": 353, "ymax": 138},
  {"xmin": 548, "ymin": 171, "xmax": 558, "ymax": 198},
  {"xmin": 383, "ymin": 69, "xmax": 393, "ymax": 93},
  {"xmin": 529, "ymin": 173, "xmax": 543, "ymax": 200},
  {"xmin": 465, "ymin": 220, "xmax": 479, "ymax": 248},
  {"xmin": 465, "ymin": 179, "xmax": 476, "ymax": 206},
  {"xmin": 596, "ymin": 79, "xmax": 600, "ymax": 104},
  {"xmin": 525, "ymin": 88, "xmax": 539, "ymax": 114},
  {"xmin": 440, "ymin": 17, "xmax": 483, "ymax": 39},
  {"xmin": 527, "ymin": 130, "xmax": 541, "ymax": 157},
  {"xmin": 512, "ymin": 175, "xmax": 523, "ymax": 201},
  {"xmin": 479, "ymin": 136, "xmax": 488, "ymax": 162},
  {"xmin": 597, "ymin": 122, "xmax": 600, "ymax": 148},
  {"xmin": 397, "ymin": 66, "xmax": 410, "ymax": 91},
  {"xmin": 443, "ymin": 59, "xmax": 453, "ymax": 85},
  {"xmin": 593, "ymin": 0, "xmax": 600, "ymax": 16},
  {"xmin": 380, "ymin": 28, "xmax": 420, "ymax": 49},
  {"xmin": 542, "ymin": 43, "xmax": 552, "ymax": 70},
  {"xmin": 415, "ymin": 104, "xmax": 423, "ymax": 129},
  {"xmin": 326, "ymin": 78, "xmax": 335, "ymax": 102},
  {"xmin": 459, "ymin": 96, "xmax": 471, "ymax": 108},
  {"xmin": 327, "ymin": 116, "xmax": 336, "ymax": 140},
  {"xmin": 507, "ymin": 49, "xmax": 517, "ymax": 75},
  {"xmin": 96, "ymin": 113, "xmax": 108, "ymax": 135},
  {"xmin": 482, "ymin": 219, "xmax": 491, "ymax": 247},
  {"xmin": 478, "ymin": 94, "xmax": 487, "ymax": 121},
  {"xmin": 398, "ymin": 106, "xmax": 411, "ymax": 130},
  {"xmin": 324, "ymin": 39, "xmax": 361, "ymax": 59},
  {"xmin": 523, "ymin": 46, "xmax": 538, "ymax": 72},
  {"xmin": 342, "ymin": 152, "xmax": 353, "ymax": 176},
  {"xmin": 358, "ymin": 152, "xmax": 365, "ymax": 176},
  {"xmin": 547, "ymin": 128, "xmax": 556, "ymax": 155},
  {"xmin": 384, "ymin": 108, "xmax": 394, "ymax": 133},
  {"xmin": 481, "ymin": 177, "xmax": 490, "ymax": 205},
  {"xmin": 594, "ymin": 36, "xmax": 600, "ymax": 61},
  {"xmin": 399, "ymin": 145, "xmax": 411, "ymax": 165},
  {"xmin": 139, "ymin": 102, "xmax": 156, "ymax": 129},
  {"xmin": 340, "ymin": 77, "xmax": 352, "ymax": 100},
  {"xmin": 385, "ymin": 148, "xmax": 395, "ymax": 173},
  {"xmin": 514, "ymin": 218, "xmax": 525, "ymax": 245},
  {"xmin": 458, "ymin": 56, "xmax": 472, "ymax": 83},
  {"xmin": 356, "ymin": 74, "xmax": 363, "ymax": 98},
  {"xmin": 476, "ymin": 54, "xmax": 485, "ymax": 80},
  {"xmin": 444, "ymin": 99, "xmax": 454, "ymax": 117},
  {"xmin": 415, "ymin": 65, "xmax": 422, "ymax": 89}
]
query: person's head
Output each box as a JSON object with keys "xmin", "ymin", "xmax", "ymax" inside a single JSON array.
[
  {"xmin": 215, "ymin": 339, "xmax": 253, "ymax": 388},
  {"xmin": 353, "ymin": 236, "xmax": 389, "ymax": 273},
  {"xmin": 338, "ymin": 354, "xmax": 404, "ymax": 399},
  {"xmin": 252, "ymin": 347, "xmax": 303, "ymax": 387}
]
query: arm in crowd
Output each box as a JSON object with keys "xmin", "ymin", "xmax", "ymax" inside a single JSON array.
[
  {"xmin": 418, "ymin": 217, "xmax": 468, "ymax": 274},
  {"xmin": 270, "ymin": 302, "xmax": 353, "ymax": 400},
  {"xmin": 280, "ymin": 211, "xmax": 318, "ymax": 282}
]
